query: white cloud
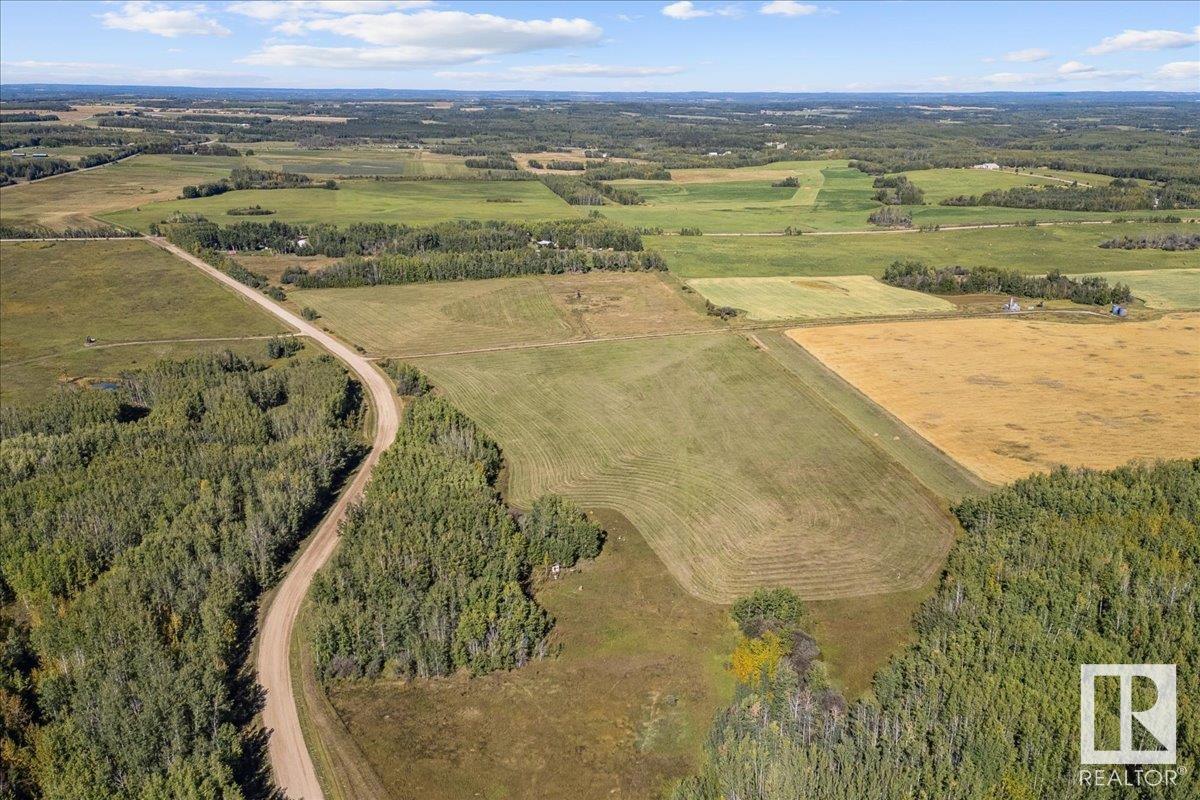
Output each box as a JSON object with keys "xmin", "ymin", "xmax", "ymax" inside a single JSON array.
[
  {"xmin": 1057, "ymin": 60, "xmax": 1094, "ymax": 75},
  {"xmin": 760, "ymin": 1, "xmax": 819, "ymax": 16},
  {"xmin": 1003, "ymin": 48, "xmax": 1051, "ymax": 63},
  {"xmin": 0, "ymin": 59, "xmax": 257, "ymax": 84},
  {"xmin": 980, "ymin": 72, "xmax": 1043, "ymax": 86},
  {"xmin": 1087, "ymin": 26, "xmax": 1200, "ymax": 55},
  {"xmin": 435, "ymin": 63, "xmax": 685, "ymax": 81},
  {"xmin": 99, "ymin": 2, "xmax": 229, "ymax": 37},
  {"xmin": 661, "ymin": 2, "xmax": 741, "ymax": 20},
  {"xmin": 241, "ymin": 9, "xmax": 603, "ymax": 67},
  {"xmin": 1154, "ymin": 60, "xmax": 1200, "ymax": 82},
  {"xmin": 226, "ymin": 1, "xmax": 432, "ymax": 21},
  {"xmin": 301, "ymin": 10, "xmax": 601, "ymax": 48}
]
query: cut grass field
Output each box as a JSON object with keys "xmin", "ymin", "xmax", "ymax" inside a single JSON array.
[
  {"xmin": 0, "ymin": 239, "xmax": 286, "ymax": 404},
  {"xmin": 101, "ymin": 178, "xmax": 581, "ymax": 231},
  {"xmin": 790, "ymin": 314, "xmax": 1200, "ymax": 484},
  {"xmin": 1093, "ymin": 268, "xmax": 1200, "ymax": 310},
  {"xmin": 0, "ymin": 154, "xmax": 240, "ymax": 229},
  {"xmin": 650, "ymin": 222, "xmax": 1200, "ymax": 279},
  {"xmin": 601, "ymin": 161, "xmax": 1196, "ymax": 233},
  {"xmin": 417, "ymin": 333, "xmax": 956, "ymax": 604},
  {"xmin": 687, "ymin": 275, "xmax": 956, "ymax": 321},
  {"xmin": 243, "ymin": 145, "xmax": 475, "ymax": 178},
  {"xmin": 290, "ymin": 271, "xmax": 718, "ymax": 356},
  {"xmin": 897, "ymin": 167, "xmax": 1092, "ymax": 203},
  {"xmin": 326, "ymin": 511, "xmax": 739, "ymax": 800}
]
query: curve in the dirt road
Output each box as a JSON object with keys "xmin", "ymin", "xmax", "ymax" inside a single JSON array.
[{"xmin": 150, "ymin": 237, "xmax": 399, "ymax": 800}]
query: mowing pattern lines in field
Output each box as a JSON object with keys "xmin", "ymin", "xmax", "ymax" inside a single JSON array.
[{"xmin": 420, "ymin": 334, "xmax": 954, "ymax": 603}]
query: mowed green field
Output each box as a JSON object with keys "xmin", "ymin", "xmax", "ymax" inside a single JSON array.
[
  {"xmin": 896, "ymin": 167, "xmax": 1088, "ymax": 203},
  {"xmin": 417, "ymin": 334, "xmax": 955, "ymax": 604},
  {"xmin": 1093, "ymin": 268, "xmax": 1200, "ymax": 309},
  {"xmin": 600, "ymin": 161, "xmax": 1192, "ymax": 233},
  {"xmin": 651, "ymin": 223, "xmax": 1200, "ymax": 279},
  {"xmin": 687, "ymin": 275, "xmax": 955, "ymax": 321},
  {"xmin": 243, "ymin": 145, "xmax": 475, "ymax": 178},
  {"xmin": 101, "ymin": 178, "xmax": 581, "ymax": 231},
  {"xmin": 0, "ymin": 239, "xmax": 286, "ymax": 404},
  {"xmin": 0, "ymin": 153, "xmax": 240, "ymax": 229},
  {"xmin": 291, "ymin": 271, "xmax": 718, "ymax": 356}
]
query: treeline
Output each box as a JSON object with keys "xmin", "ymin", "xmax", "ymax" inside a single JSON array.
[
  {"xmin": 538, "ymin": 173, "xmax": 644, "ymax": 205},
  {"xmin": 0, "ymin": 112, "xmax": 59, "ymax": 122},
  {"xmin": 0, "ymin": 156, "xmax": 75, "ymax": 182},
  {"xmin": 872, "ymin": 174, "xmax": 924, "ymax": 205},
  {"xmin": 941, "ymin": 181, "xmax": 1200, "ymax": 212},
  {"xmin": 0, "ymin": 353, "xmax": 364, "ymax": 798},
  {"xmin": 0, "ymin": 223, "xmax": 135, "ymax": 239},
  {"xmin": 674, "ymin": 460, "xmax": 1200, "ymax": 800},
  {"xmin": 290, "ymin": 247, "xmax": 665, "ymax": 288},
  {"xmin": 465, "ymin": 154, "xmax": 518, "ymax": 170},
  {"xmin": 867, "ymin": 206, "xmax": 912, "ymax": 227},
  {"xmin": 181, "ymin": 167, "xmax": 334, "ymax": 199},
  {"xmin": 584, "ymin": 160, "xmax": 671, "ymax": 181},
  {"xmin": 310, "ymin": 375, "xmax": 603, "ymax": 680},
  {"xmin": 1099, "ymin": 232, "xmax": 1199, "ymax": 251},
  {"xmin": 883, "ymin": 259, "xmax": 1132, "ymax": 304},
  {"xmin": 159, "ymin": 216, "xmax": 645, "ymax": 257}
]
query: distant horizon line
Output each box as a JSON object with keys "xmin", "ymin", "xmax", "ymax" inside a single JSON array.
[{"xmin": 2, "ymin": 82, "xmax": 1198, "ymax": 99}]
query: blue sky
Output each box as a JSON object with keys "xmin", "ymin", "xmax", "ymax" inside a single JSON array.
[{"xmin": 1, "ymin": 1, "xmax": 1197, "ymax": 92}]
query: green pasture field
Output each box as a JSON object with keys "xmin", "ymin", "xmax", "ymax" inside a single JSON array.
[
  {"xmin": 0, "ymin": 239, "xmax": 286, "ymax": 404},
  {"xmin": 242, "ymin": 145, "xmax": 475, "ymax": 177},
  {"xmin": 327, "ymin": 511, "xmax": 739, "ymax": 800},
  {"xmin": 416, "ymin": 333, "xmax": 956, "ymax": 605},
  {"xmin": 0, "ymin": 145, "xmax": 114, "ymax": 163},
  {"xmin": 101, "ymin": 178, "xmax": 581, "ymax": 231},
  {"xmin": 688, "ymin": 275, "xmax": 956, "ymax": 321},
  {"xmin": 650, "ymin": 222, "xmax": 1200, "ymax": 279},
  {"xmin": 1093, "ymin": 268, "xmax": 1200, "ymax": 309},
  {"xmin": 601, "ymin": 161, "xmax": 1188, "ymax": 233},
  {"xmin": 290, "ymin": 271, "xmax": 718, "ymax": 356},
  {"xmin": 0, "ymin": 153, "xmax": 240, "ymax": 229}
]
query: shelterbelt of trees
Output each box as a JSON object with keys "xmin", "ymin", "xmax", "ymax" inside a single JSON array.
[
  {"xmin": 310, "ymin": 380, "xmax": 603, "ymax": 680},
  {"xmin": 674, "ymin": 460, "xmax": 1200, "ymax": 800},
  {"xmin": 159, "ymin": 216, "xmax": 646, "ymax": 256},
  {"xmin": 940, "ymin": 181, "xmax": 1200, "ymax": 212},
  {"xmin": 882, "ymin": 260, "xmax": 1133, "ymax": 305},
  {"xmin": 180, "ymin": 167, "xmax": 334, "ymax": 199},
  {"xmin": 0, "ymin": 353, "xmax": 365, "ymax": 798}
]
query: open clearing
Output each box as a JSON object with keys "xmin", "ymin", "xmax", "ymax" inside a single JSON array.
[
  {"xmin": 1093, "ymin": 268, "xmax": 1200, "ymax": 310},
  {"xmin": 243, "ymin": 145, "xmax": 474, "ymax": 178},
  {"xmin": 101, "ymin": 178, "xmax": 581, "ymax": 231},
  {"xmin": 290, "ymin": 271, "xmax": 717, "ymax": 356},
  {"xmin": 790, "ymin": 314, "xmax": 1200, "ymax": 484},
  {"xmin": 896, "ymin": 167, "xmax": 1096, "ymax": 204},
  {"xmin": 0, "ymin": 239, "xmax": 285, "ymax": 403},
  {"xmin": 687, "ymin": 275, "xmax": 955, "ymax": 321},
  {"xmin": 649, "ymin": 222, "xmax": 1200, "ymax": 279},
  {"xmin": 0, "ymin": 154, "xmax": 239, "ymax": 229},
  {"xmin": 326, "ymin": 511, "xmax": 738, "ymax": 800},
  {"xmin": 417, "ymin": 334, "xmax": 955, "ymax": 603}
]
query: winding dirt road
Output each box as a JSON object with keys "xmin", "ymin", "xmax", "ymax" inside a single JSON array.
[{"xmin": 150, "ymin": 237, "xmax": 398, "ymax": 800}]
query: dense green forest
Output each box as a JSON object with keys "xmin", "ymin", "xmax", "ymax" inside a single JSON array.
[
  {"xmin": 674, "ymin": 460, "xmax": 1199, "ymax": 799},
  {"xmin": 0, "ymin": 353, "xmax": 365, "ymax": 798},
  {"xmin": 940, "ymin": 181, "xmax": 1200, "ymax": 212},
  {"xmin": 309, "ymin": 381, "xmax": 603, "ymax": 680},
  {"xmin": 882, "ymin": 260, "xmax": 1133, "ymax": 305},
  {"xmin": 1099, "ymin": 232, "xmax": 1200, "ymax": 251}
]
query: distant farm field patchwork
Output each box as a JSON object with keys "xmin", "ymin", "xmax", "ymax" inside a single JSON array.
[
  {"xmin": 687, "ymin": 275, "xmax": 955, "ymax": 321},
  {"xmin": 418, "ymin": 334, "xmax": 955, "ymax": 604},
  {"xmin": 0, "ymin": 239, "xmax": 286, "ymax": 403},
  {"xmin": 650, "ymin": 223, "xmax": 1200, "ymax": 279},
  {"xmin": 292, "ymin": 271, "xmax": 716, "ymax": 356},
  {"xmin": 790, "ymin": 314, "xmax": 1200, "ymax": 484},
  {"xmin": 101, "ymin": 178, "xmax": 581, "ymax": 231},
  {"xmin": 1093, "ymin": 268, "xmax": 1200, "ymax": 310},
  {"xmin": 0, "ymin": 154, "xmax": 239, "ymax": 229}
]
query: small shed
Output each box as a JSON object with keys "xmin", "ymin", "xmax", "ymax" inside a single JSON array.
[
  {"xmin": 295, "ymin": 237, "xmax": 310, "ymax": 249},
  {"xmin": 973, "ymin": 162, "xmax": 1001, "ymax": 170},
  {"xmin": 1002, "ymin": 297, "xmax": 1021, "ymax": 313},
  {"xmin": 1111, "ymin": 304, "xmax": 1127, "ymax": 317}
]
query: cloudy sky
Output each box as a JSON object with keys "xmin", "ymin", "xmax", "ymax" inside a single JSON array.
[{"xmin": 1, "ymin": 1, "xmax": 1197, "ymax": 92}]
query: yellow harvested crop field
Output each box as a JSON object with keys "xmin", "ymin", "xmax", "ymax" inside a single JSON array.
[{"xmin": 789, "ymin": 314, "xmax": 1200, "ymax": 483}]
